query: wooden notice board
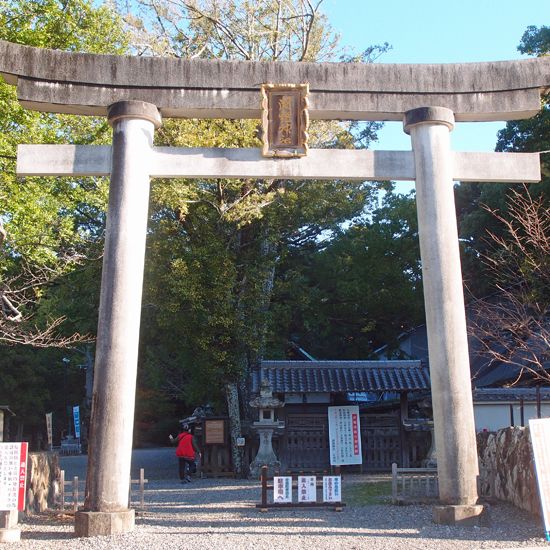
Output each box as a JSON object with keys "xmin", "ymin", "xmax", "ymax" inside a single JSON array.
[
  {"xmin": 204, "ymin": 419, "xmax": 226, "ymax": 445},
  {"xmin": 529, "ymin": 418, "xmax": 550, "ymax": 539}
]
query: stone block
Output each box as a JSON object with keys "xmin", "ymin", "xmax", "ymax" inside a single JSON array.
[
  {"xmin": 0, "ymin": 510, "xmax": 18, "ymax": 529},
  {"xmin": 433, "ymin": 504, "xmax": 486, "ymax": 526},
  {"xmin": 0, "ymin": 528, "xmax": 21, "ymax": 543},
  {"xmin": 74, "ymin": 510, "xmax": 135, "ymax": 537}
]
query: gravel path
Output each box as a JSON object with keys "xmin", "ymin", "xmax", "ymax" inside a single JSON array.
[{"xmin": 6, "ymin": 449, "xmax": 548, "ymax": 549}]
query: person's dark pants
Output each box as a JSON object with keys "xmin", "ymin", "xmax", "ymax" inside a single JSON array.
[{"xmin": 178, "ymin": 457, "xmax": 194, "ymax": 480}]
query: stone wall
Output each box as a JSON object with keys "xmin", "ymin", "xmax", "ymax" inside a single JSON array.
[
  {"xmin": 477, "ymin": 427, "xmax": 539, "ymax": 515},
  {"xmin": 25, "ymin": 452, "xmax": 61, "ymax": 514}
]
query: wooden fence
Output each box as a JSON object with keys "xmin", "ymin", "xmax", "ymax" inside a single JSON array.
[
  {"xmin": 391, "ymin": 463, "xmax": 438, "ymax": 503},
  {"xmin": 59, "ymin": 468, "xmax": 148, "ymax": 512}
]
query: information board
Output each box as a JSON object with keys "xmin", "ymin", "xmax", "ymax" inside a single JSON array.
[
  {"xmin": 322, "ymin": 476, "xmax": 342, "ymax": 502},
  {"xmin": 529, "ymin": 418, "xmax": 550, "ymax": 539},
  {"xmin": 273, "ymin": 476, "xmax": 292, "ymax": 503},
  {"xmin": 328, "ymin": 405, "xmax": 362, "ymax": 465},
  {"xmin": 204, "ymin": 419, "xmax": 225, "ymax": 445},
  {"xmin": 0, "ymin": 442, "xmax": 28, "ymax": 511},
  {"xmin": 297, "ymin": 476, "xmax": 316, "ymax": 503}
]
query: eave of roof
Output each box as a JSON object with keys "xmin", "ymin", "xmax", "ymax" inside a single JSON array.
[
  {"xmin": 472, "ymin": 387, "xmax": 550, "ymax": 403},
  {"xmin": 254, "ymin": 360, "xmax": 430, "ymax": 394}
]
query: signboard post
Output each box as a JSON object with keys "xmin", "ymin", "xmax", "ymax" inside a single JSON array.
[
  {"xmin": 45, "ymin": 412, "xmax": 53, "ymax": 451},
  {"xmin": 273, "ymin": 476, "xmax": 292, "ymax": 503},
  {"xmin": 204, "ymin": 419, "xmax": 225, "ymax": 445},
  {"xmin": 297, "ymin": 476, "xmax": 317, "ymax": 503},
  {"xmin": 529, "ymin": 418, "xmax": 550, "ymax": 541},
  {"xmin": 323, "ymin": 476, "xmax": 342, "ymax": 503},
  {"xmin": 328, "ymin": 405, "xmax": 362, "ymax": 466}
]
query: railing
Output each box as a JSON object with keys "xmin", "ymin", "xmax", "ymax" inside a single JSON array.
[
  {"xmin": 59, "ymin": 468, "xmax": 148, "ymax": 511},
  {"xmin": 391, "ymin": 463, "xmax": 438, "ymax": 503}
]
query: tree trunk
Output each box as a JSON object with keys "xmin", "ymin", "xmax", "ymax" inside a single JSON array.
[{"xmin": 224, "ymin": 382, "xmax": 244, "ymax": 476}]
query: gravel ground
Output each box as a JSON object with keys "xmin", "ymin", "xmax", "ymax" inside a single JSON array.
[{"xmin": 7, "ymin": 449, "xmax": 548, "ymax": 549}]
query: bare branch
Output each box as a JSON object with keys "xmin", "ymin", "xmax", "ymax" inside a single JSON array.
[
  {"xmin": 469, "ymin": 186, "xmax": 550, "ymax": 385},
  {"xmin": 0, "ymin": 222, "xmax": 93, "ymax": 348}
]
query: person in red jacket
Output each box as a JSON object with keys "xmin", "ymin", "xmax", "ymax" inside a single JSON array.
[{"xmin": 169, "ymin": 423, "xmax": 201, "ymax": 483}]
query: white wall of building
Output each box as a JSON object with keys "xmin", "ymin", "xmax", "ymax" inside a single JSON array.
[{"xmin": 474, "ymin": 402, "xmax": 550, "ymax": 432}]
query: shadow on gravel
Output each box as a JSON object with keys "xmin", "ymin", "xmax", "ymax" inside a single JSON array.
[
  {"xmin": 22, "ymin": 467, "xmax": 544, "ymax": 546},
  {"xmin": 20, "ymin": 530, "xmax": 74, "ymax": 541},
  {"xmin": 134, "ymin": 479, "xmax": 544, "ymax": 545}
]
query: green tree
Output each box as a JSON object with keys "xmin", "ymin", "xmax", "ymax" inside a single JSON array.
[
  {"xmin": 457, "ymin": 25, "xmax": 549, "ymax": 298},
  {"xmin": 0, "ymin": 0, "xmax": 128, "ymax": 346},
  {"xmin": 119, "ymin": 0, "xmax": 389, "ymax": 472},
  {"xmin": 267, "ymin": 187, "xmax": 423, "ymax": 359},
  {"xmin": 0, "ymin": 0, "xmax": 128, "ymax": 445}
]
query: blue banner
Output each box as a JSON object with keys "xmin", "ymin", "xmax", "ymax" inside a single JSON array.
[{"xmin": 73, "ymin": 406, "xmax": 81, "ymax": 439}]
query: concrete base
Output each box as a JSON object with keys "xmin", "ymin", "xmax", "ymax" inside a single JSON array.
[
  {"xmin": 75, "ymin": 510, "xmax": 135, "ymax": 537},
  {"xmin": 0, "ymin": 510, "xmax": 18, "ymax": 530},
  {"xmin": 0, "ymin": 528, "xmax": 21, "ymax": 543},
  {"xmin": 433, "ymin": 504, "xmax": 486, "ymax": 526}
]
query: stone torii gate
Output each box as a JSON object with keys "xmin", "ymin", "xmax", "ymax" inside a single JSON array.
[{"xmin": 1, "ymin": 40, "xmax": 548, "ymax": 536}]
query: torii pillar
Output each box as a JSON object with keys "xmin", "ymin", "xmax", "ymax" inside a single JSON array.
[
  {"xmin": 405, "ymin": 107, "xmax": 482, "ymax": 524},
  {"xmin": 75, "ymin": 101, "xmax": 161, "ymax": 537}
]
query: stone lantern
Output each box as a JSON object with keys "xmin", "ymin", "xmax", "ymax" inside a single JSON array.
[{"xmin": 249, "ymin": 378, "xmax": 285, "ymax": 478}]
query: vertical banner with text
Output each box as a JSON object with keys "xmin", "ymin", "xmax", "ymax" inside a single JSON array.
[
  {"xmin": 328, "ymin": 405, "xmax": 362, "ymax": 466},
  {"xmin": 73, "ymin": 406, "xmax": 81, "ymax": 440},
  {"xmin": 0, "ymin": 442, "xmax": 28, "ymax": 511}
]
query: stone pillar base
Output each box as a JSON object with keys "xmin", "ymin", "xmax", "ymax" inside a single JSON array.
[
  {"xmin": 75, "ymin": 510, "xmax": 135, "ymax": 537},
  {"xmin": 433, "ymin": 504, "xmax": 486, "ymax": 526},
  {"xmin": 0, "ymin": 528, "xmax": 21, "ymax": 543}
]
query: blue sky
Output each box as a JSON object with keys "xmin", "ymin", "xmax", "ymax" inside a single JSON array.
[{"xmin": 322, "ymin": 0, "xmax": 548, "ymax": 157}]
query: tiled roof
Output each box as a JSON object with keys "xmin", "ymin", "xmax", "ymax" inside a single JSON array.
[
  {"xmin": 472, "ymin": 388, "xmax": 550, "ymax": 402},
  {"xmin": 252, "ymin": 360, "xmax": 430, "ymax": 394}
]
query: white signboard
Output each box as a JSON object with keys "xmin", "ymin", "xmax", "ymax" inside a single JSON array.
[
  {"xmin": 297, "ymin": 476, "xmax": 317, "ymax": 503},
  {"xmin": 328, "ymin": 405, "xmax": 362, "ymax": 465},
  {"xmin": 45, "ymin": 413, "xmax": 53, "ymax": 449},
  {"xmin": 323, "ymin": 475, "xmax": 342, "ymax": 502},
  {"xmin": 273, "ymin": 476, "xmax": 292, "ymax": 503},
  {"xmin": 529, "ymin": 418, "xmax": 550, "ymax": 539},
  {"xmin": 0, "ymin": 442, "xmax": 28, "ymax": 511}
]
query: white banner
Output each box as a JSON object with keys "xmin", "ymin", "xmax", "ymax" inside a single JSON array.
[
  {"xmin": 529, "ymin": 418, "xmax": 550, "ymax": 539},
  {"xmin": 273, "ymin": 476, "xmax": 292, "ymax": 503},
  {"xmin": 45, "ymin": 412, "xmax": 53, "ymax": 449},
  {"xmin": 322, "ymin": 476, "xmax": 342, "ymax": 502},
  {"xmin": 0, "ymin": 442, "xmax": 28, "ymax": 511},
  {"xmin": 297, "ymin": 476, "xmax": 316, "ymax": 503},
  {"xmin": 328, "ymin": 405, "xmax": 362, "ymax": 465}
]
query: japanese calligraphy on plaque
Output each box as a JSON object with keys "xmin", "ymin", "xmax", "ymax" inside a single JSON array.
[{"xmin": 261, "ymin": 83, "xmax": 309, "ymax": 158}]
